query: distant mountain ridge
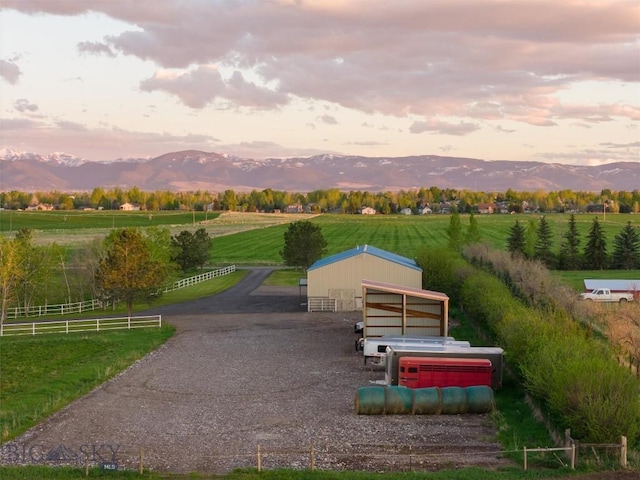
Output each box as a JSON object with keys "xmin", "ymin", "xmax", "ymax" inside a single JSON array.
[{"xmin": 1, "ymin": 149, "xmax": 638, "ymax": 193}]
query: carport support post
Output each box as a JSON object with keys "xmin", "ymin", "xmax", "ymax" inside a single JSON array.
[{"xmin": 402, "ymin": 294, "xmax": 407, "ymax": 334}]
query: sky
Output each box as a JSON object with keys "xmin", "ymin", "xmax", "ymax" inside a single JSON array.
[{"xmin": 0, "ymin": 0, "xmax": 639, "ymax": 166}]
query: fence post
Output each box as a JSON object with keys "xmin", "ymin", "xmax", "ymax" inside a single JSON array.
[
  {"xmin": 621, "ymin": 436, "xmax": 627, "ymax": 468},
  {"xmin": 257, "ymin": 444, "xmax": 261, "ymax": 472},
  {"xmin": 523, "ymin": 446, "xmax": 527, "ymax": 471},
  {"xmin": 310, "ymin": 446, "xmax": 315, "ymax": 470},
  {"xmin": 565, "ymin": 428, "xmax": 576, "ymax": 469},
  {"xmin": 570, "ymin": 443, "xmax": 575, "ymax": 470}
]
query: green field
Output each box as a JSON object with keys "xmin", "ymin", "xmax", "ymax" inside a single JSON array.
[
  {"xmin": 210, "ymin": 212, "xmax": 640, "ymax": 265},
  {"xmin": 0, "ymin": 210, "xmax": 219, "ymax": 232}
]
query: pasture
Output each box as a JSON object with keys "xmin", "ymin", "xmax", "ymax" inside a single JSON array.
[
  {"xmin": 2, "ymin": 209, "xmax": 638, "ymax": 276},
  {"xmin": 209, "ymin": 212, "xmax": 639, "ymax": 266}
]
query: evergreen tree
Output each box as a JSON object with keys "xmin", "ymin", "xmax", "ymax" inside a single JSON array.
[
  {"xmin": 534, "ymin": 215, "xmax": 554, "ymax": 266},
  {"xmin": 507, "ymin": 220, "xmax": 526, "ymax": 257},
  {"xmin": 611, "ymin": 221, "xmax": 640, "ymax": 270},
  {"xmin": 280, "ymin": 221, "xmax": 327, "ymax": 271},
  {"xmin": 464, "ymin": 212, "xmax": 482, "ymax": 245},
  {"xmin": 559, "ymin": 214, "xmax": 581, "ymax": 270},
  {"xmin": 583, "ymin": 217, "xmax": 608, "ymax": 270},
  {"xmin": 446, "ymin": 211, "xmax": 463, "ymax": 252},
  {"xmin": 524, "ymin": 218, "xmax": 537, "ymax": 259}
]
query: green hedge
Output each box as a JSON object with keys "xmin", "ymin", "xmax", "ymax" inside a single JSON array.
[{"xmin": 459, "ymin": 268, "xmax": 639, "ymax": 443}]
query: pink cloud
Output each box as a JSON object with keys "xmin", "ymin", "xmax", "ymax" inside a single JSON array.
[
  {"xmin": 409, "ymin": 119, "xmax": 480, "ymax": 136},
  {"xmin": 139, "ymin": 66, "xmax": 288, "ymax": 109},
  {"xmin": 0, "ymin": 59, "xmax": 21, "ymax": 84},
  {"xmin": 3, "ymin": 0, "xmax": 638, "ymax": 132}
]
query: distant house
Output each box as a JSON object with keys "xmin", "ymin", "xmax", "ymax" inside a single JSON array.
[
  {"xmin": 420, "ymin": 207, "xmax": 433, "ymax": 215},
  {"xmin": 400, "ymin": 207, "xmax": 412, "ymax": 215},
  {"xmin": 285, "ymin": 203, "xmax": 304, "ymax": 213},
  {"xmin": 119, "ymin": 202, "xmax": 140, "ymax": 211},
  {"xmin": 26, "ymin": 203, "xmax": 54, "ymax": 211},
  {"xmin": 360, "ymin": 206, "xmax": 376, "ymax": 215},
  {"xmin": 477, "ymin": 203, "xmax": 496, "ymax": 214}
]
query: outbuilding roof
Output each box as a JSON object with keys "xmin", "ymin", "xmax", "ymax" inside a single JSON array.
[
  {"xmin": 308, "ymin": 244, "xmax": 422, "ymax": 272},
  {"xmin": 583, "ymin": 279, "xmax": 640, "ymax": 292}
]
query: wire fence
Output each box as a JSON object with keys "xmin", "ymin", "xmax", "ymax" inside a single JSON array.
[{"xmin": 0, "ymin": 440, "xmax": 630, "ymax": 474}]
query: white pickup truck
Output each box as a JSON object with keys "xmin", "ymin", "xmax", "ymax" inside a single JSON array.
[{"xmin": 579, "ymin": 288, "xmax": 634, "ymax": 303}]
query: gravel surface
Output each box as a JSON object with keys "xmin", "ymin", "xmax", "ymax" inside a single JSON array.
[{"xmin": 2, "ymin": 268, "xmax": 513, "ymax": 474}]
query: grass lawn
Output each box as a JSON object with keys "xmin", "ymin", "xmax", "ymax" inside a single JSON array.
[{"xmin": 0, "ymin": 327, "xmax": 175, "ymax": 443}]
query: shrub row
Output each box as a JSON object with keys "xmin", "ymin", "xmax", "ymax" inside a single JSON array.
[{"xmin": 458, "ymin": 266, "xmax": 639, "ymax": 443}]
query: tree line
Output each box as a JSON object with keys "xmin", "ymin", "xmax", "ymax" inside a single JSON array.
[
  {"xmin": 505, "ymin": 214, "xmax": 640, "ymax": 270},
  {"xmin": 443, "ymin": 211, "xmax": 640, "ymax": 270},
  {"xmin": 2, "ymin": 186, "xmax": 639, "ymax": 214}
]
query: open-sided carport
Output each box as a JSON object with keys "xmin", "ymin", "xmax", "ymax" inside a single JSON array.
[{"xmin": 360, "ymin": 279, "xmax": 449, "ymax": 339}]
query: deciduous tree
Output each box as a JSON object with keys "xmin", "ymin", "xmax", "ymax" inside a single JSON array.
[
  {"xmin": 446, "ymin": 211, "xmax": 463, "ymax": 252},
  {"xmin": 171, "ymin": 228, "xmax": 212, "ymax": 271},
  {"xmin": 464, "ymin": 212, "xmax": 482, "ymax": 245},
  {"xmin": 95, "ymin": 228, "xmax": 168, "ymax": 316},
  {"xmin": 0, "ymin": 236, "xmax": 26, "ymax": 326},
  {"xmin": 280, "ymin": 221, "xmax": 327, "ymax": 272}
]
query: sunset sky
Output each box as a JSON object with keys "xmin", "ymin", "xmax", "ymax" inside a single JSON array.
[{"xmin": 1, "ymin": 0, "xmax": 638, "ymax": 165}]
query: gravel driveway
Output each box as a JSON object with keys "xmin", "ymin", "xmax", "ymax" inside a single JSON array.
[{"xmin": 2, "ymin": 267, "xmax": 509, "ymax": 474}]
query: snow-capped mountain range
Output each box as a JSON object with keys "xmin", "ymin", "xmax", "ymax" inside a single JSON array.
[{"xmin": 1, "ymin": 149, "xmax": 638, "ymax": 193}]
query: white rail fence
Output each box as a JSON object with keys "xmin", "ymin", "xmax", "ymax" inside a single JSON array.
[
  {"xmin": 163, "ymin": 265, "xmax": 236, "ymax": 293},
  {"xmin": 4, "ymin": 265, "xmax": 236, "ymax": 320},
  {"xmin": 307, "ymin": 297, "xmax": 337, "ymax": 312},
  {"xmin": 0, "ymin": 315, "xmax": 162, "ymax": 337},
  {"xmin": 5, "ymin": 299, "xmax": 103, "ymax": 321}
]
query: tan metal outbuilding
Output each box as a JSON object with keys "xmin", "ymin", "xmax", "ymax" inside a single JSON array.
[
  {"xmin": 361, "ymin": 280, "xmax": 449, "ymax": 338},
  {"xmin": 306, "ymin": 244, "xmax": 422, "ymax": 311}
]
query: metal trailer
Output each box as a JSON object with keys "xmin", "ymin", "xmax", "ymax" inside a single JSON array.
[
  {"xmin": 398, "ymin": 356, "xmax": 493, "ymax": 389},
  {"xmin": 384, "ymin": 345, "xmax": 505, "ymax": 389},
  {"xmin": 361, "ymin": 335, "xmax": 470, "ymax": 365}
]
